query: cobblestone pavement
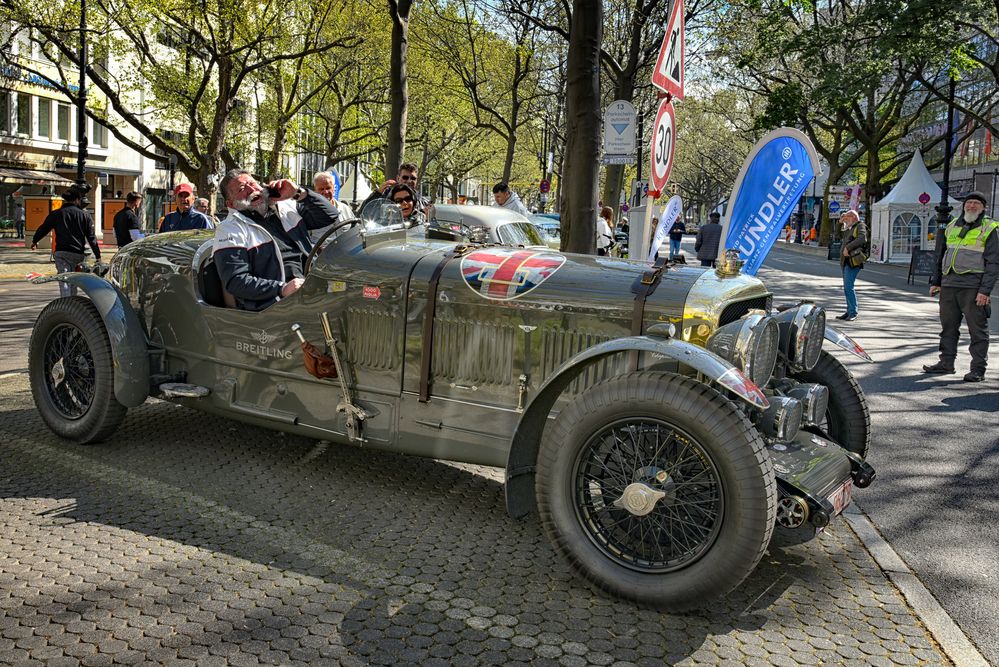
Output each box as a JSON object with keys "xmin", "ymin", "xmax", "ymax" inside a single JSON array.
[{"xmin": 0, "ymin": 373, "xmax": 951, "ymax": 666}]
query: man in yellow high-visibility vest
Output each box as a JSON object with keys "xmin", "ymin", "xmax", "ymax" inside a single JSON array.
[{"xmin": 923, "ymin": 191, "xmax": 998, "ymax": 382}]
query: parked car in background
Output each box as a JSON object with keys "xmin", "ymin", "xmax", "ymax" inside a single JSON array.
[
  {"xmin": 426, "ymin": 205, "xmax": 548, "ymax": 249},
  {"xmin": 529, "ymin": 215, "xmax": 561, "ymax": 250}
]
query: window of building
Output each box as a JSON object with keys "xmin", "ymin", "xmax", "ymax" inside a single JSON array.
[
  {"xmin": 37, "ymin": 98, "xmax": 51, "ymax": 139},
  {"xmin": 0, "ymin": 92, "xmax": 9, "ymax": 134},
  {"xmin": 15, "ymin": 93, "xmax": 31, "ymax": 136},
  {"xmin": 91, "ymin": 118, "xmax": 107, "ymax": 148},
  {"xmin": 57, "ymin": 103, "xmax": 70, "ymax": 140}
]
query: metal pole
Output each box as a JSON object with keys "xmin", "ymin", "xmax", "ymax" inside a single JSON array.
[
  {"xmin": 352, "ymin": 155, "xmax": 359, "ymax": 205},
  {"xmin": 635, "ymin": 112, "xmax": 644, "ymax": 183},
  {"xmin": 934, "ymin": 77, "xmax": 957, "ymax": 253},
  {"xmin": 992, "ymin": 170, "xmax": 997, "ymax": 219},
  {"xmin": 76, "ymin": 0, "xmax": 88, "ymax": 189}
]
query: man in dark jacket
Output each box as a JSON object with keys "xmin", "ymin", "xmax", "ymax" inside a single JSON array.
[
  {"xmin": 31, "ymin": 186, "xmax": 101, "ymax": 297},
  {"xmin": 668, "ymin": 218, "xmax": 686, "ymax": 260},
  {"xmin": 695, "ymin": 212, "xmax": 722, "ymax": 267},
  {"xmin": 159, "ymin": 183, "xmax": 213, "ymax": 232},
  {"xmin": 922, "ymin": 191, "xmax": 998, "ymax": 382},
  {"xmin": 113, "ymin": 192, "xmax": 144, "ymax": 247},
  {"xmin": 213, "ymin": 169, "xmax": 339, "ymax": 311}
]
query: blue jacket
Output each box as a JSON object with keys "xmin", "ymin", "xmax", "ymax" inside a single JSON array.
[
  {"xmin": 212, "ymin": 191, "xmax": 338, "ymax": 311},
  {"xmin": 160, "ymin": 208, "xmax": 213, "ymax": 232}
]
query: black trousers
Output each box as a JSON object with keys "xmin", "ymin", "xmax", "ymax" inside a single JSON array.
[
  {"xmin": 937, "ymin": 286, "xmax": 990, "ymax": 373},
  {"xmin": 700, "ymin": 259, "xmax": 716, "ymax": 267}
]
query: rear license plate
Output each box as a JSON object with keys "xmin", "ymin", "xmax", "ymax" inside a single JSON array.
[{"xmin": 827, "ymin": 479, "xmax": 853, "ymax": 515}]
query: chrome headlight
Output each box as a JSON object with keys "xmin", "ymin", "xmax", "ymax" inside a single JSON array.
[
  {"xmin": 785, "ymin": 383, "xmax": 830, "ymax": 425},
  {"xmin": 774, "ymin": 303, "xmax": 826, "ymax": 371},
  {"xmin": 758, "ymin": 396, "xmax": 803, "ymax": 442},
  {"xmin": 706, "ymin": 313, "xmax": 780, "ymax": 387}
]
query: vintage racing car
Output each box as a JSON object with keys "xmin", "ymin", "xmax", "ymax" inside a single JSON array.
[{"xmin": 29, "ymin": 203, "xmax": 875, "ymax": 610}]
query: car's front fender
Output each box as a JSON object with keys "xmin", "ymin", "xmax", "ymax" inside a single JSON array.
[
  {"xmin": 33, "ymin": 273, "xmax": 150, "ymax": 407},
  {"xmin": 504, "ymin": 334, "xmax": 767, "ymax": 518}
]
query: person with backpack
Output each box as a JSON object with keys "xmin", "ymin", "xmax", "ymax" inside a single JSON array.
[{"xmin": 836, "ymin": 209, "xmax": 867, "ymax": 321}]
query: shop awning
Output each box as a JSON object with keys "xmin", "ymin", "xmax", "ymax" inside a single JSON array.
[{"xmin": 0, "ymin": 168, "xmax": 75, "ymax": 187}]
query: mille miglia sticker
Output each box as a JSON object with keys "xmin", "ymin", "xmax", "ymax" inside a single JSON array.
[
  {"xmin": 460, "ymin": 249, "xmax": 565, "ymax": 300},
  {"xmin": 362, "ymin": 286, "xmax": 381, "ymax": 299}
]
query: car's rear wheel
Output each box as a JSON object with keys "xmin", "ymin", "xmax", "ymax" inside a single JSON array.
[
  {"xmin": 794, "ymin": 350, "xmax": 870, "ymax": 457},
  {"xmin": 536, "ymin": 371, "xmax": 776, "ymax": 610},
  {"xmin": 29, "ymin": 296, "xmax": 126, "ymax": 444}
]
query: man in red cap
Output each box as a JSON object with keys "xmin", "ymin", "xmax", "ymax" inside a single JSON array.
[{"xmin": 158, "ymin": 183, "xmax": 213, "ymax": 232}]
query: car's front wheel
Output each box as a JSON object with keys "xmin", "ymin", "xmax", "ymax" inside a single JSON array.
[
  {"xmin": 536, "ymin": 371, "xmax": 777, "ymax": 610},
  {"xmin": 29, "ymin": 296, "xmax": 127, "ymax": 444}
]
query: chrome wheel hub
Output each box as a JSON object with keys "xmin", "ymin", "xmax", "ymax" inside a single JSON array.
[
  {"xmin": 613, "ymin": 482, "xmax": 667, "ymax": 516},
  {"xmin": 51, "ymin": 359, "xmax": 66, "ymax": 387}
]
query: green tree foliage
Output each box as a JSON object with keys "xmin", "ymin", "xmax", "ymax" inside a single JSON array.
[
  {"xmin": 0, "ymin": 0, "xmax": 360, "ymax": 201},
  {"xmin": 671, "ymin": 91, "xmax": 751, "ymax": 223}
]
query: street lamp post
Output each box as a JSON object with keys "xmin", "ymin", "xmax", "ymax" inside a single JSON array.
[
  {"xmin": 75, "ymin": 0, "xmax": 89, "ymax": 192},
  {"xmin": 934, "ymin": 76, "xmax": 957, "ymax": 252}
]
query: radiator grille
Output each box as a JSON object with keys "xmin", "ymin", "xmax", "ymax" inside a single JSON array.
[{"xmin": 719, "ymin": 295, "xmax": 772, "ymax": 327}]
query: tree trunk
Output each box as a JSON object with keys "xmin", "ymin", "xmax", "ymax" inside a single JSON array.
[
  {"xmin": 502, "ymin": 130, "xmax": 517, "ymax": 183},
  {"xmin": 559, "ymin": 0, "xmax": 603, "ymax": 254},
  {"xmin": 386, "ymin": 0, "xmax": 413, "ymax": 178}
]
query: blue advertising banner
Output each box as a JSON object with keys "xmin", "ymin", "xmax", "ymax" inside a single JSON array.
[{"xmin": 722, "ymin": 129, "xmax": 820, "ymax": 275}]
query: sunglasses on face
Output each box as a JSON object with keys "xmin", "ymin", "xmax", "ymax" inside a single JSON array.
[
  {"xmin": 393, "ymin": 196, "xmax": 414, "ymax": 204},
  {"xmin": 399, "ymin": 175, "xmax": 416, "ymax": 181}
]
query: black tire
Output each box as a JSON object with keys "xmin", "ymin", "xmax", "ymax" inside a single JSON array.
[
  {"xmin": 536, "ymin": 371, "xmax": 777, "ymax": 610},
  {"xmin": 795, "ymin": 350, "xmax": 870, "ymax": 457},
  {"xmin": 29, "ymin": 296, "xmax": 127, "ymax": 444}
]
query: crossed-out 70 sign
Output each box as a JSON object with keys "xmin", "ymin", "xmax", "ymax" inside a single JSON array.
[{"xmin": 649, "ymin": 97, "xmax": 676, "ymax": 192}]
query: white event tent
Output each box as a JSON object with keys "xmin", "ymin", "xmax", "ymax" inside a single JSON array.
[
  {"xmin": 870, "ymin": 149, "xmax": 959, "ymax": 264},
  {"xmin": 338, "ymin": 164, "xmax": 374, "ymax": 206}
]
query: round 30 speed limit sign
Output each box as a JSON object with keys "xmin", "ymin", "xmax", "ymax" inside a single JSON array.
[{"xmin": 649, "ymin": 97, "xmax": 676, "ymax": 192}]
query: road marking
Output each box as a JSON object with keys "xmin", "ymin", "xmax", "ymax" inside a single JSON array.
[
  {"xmin": 844, "ymin": 504, "xmax": 990, "ymax": 667},
  {"xmin": 768, "ymin": 257, "xmax": 792, "ymax": 265}
]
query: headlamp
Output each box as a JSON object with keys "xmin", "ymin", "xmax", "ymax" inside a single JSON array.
[{"xmin": 706, "ymin": 313, "xmax": 780, "ymax": 387}]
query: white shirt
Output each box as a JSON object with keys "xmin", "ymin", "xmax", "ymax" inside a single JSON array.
[{"xmin": 596, "ymin": 217, "xmax": 613, "ymax": 249}]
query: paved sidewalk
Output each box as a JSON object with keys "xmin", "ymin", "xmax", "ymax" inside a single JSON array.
[{"xmin": 0, "ymin": 365, "xmax": 953, "ymax": 666}]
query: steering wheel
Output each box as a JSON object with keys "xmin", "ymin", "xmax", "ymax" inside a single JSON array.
[{"xmin": 304, "ymin": 218, "xmax": 360, "ymax": 275}]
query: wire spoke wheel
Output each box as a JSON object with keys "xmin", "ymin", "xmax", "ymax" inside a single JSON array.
[
  {"xmin": 43, "ymin": 323, "xmax": 97, "ymax": 419},
  {"xmin": 536, "ymin": 372, "xmax": 776, "ymax": 610},
  {"xmin": 573, "ymin": 418, "xmax": 723, "ymax": 572},
  {"xmin": 30, "ymin": 296, "xmax": 127, "ymax": 444}
]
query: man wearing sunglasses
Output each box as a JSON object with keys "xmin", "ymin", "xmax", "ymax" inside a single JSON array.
[{"xmin": 358, "ymin": 162, "xmax": 428, "ymax": 215}]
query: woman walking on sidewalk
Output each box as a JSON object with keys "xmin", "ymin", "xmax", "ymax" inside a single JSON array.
[{"xmin": 837, "ymin": 210, "xmax": 867, "ymax": 321}]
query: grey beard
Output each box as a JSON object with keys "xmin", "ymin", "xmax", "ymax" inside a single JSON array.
[
  {"xmin": 234, "ymin": 192, "xmax": 270, "ymax": 215},
  {"xmin": 964, "ymin": 210, "xmax": 980, "ymax": 223}
]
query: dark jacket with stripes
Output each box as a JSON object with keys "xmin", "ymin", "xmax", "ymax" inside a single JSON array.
[{"xmin": 212, "ymin": 190, "xmax": 338, "ymax": 311}]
